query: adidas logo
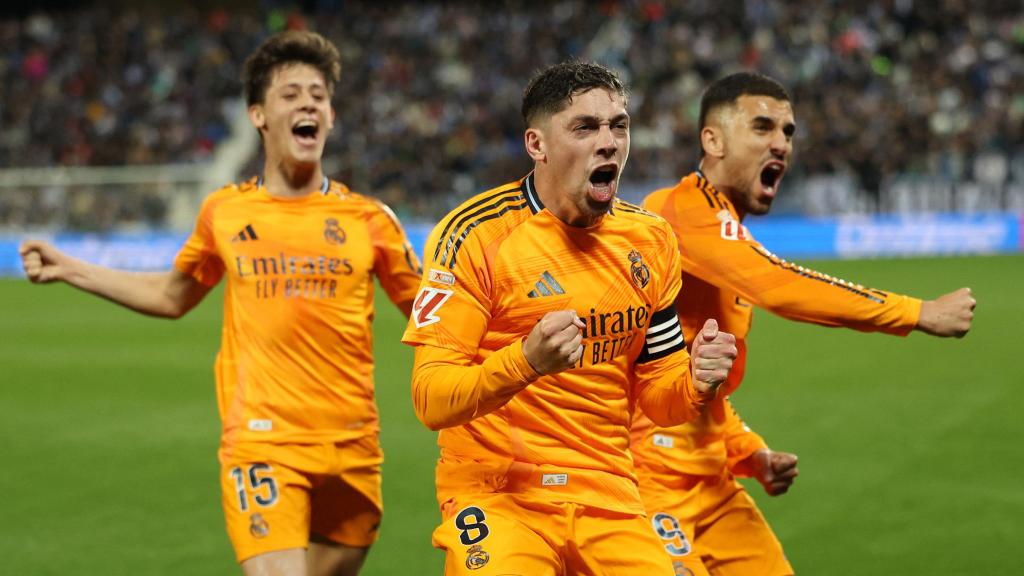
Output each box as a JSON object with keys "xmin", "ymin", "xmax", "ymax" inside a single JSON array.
[
  {"xmin": 527, "ymin": 271, "xmax": 565, "ymax": 298},
  {"xmin": 231, "ymin": 224, "xmax": 259, "ymax": 242}
]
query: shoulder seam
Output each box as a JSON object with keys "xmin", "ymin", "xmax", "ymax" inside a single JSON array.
[
  {"xmin": 445, "ymin": 200, "xmax": 530, "ymax": 270},
  {"xmin": 431, "ymin": 185, "xmax": 525, "ymax": 265},
  {"xmin": 695, "ymin": 176, "xmax": 721, "ymax": 209},
  {"xmin": 614, "ymin": 199, "xmax": 661, "ymax": 220}
]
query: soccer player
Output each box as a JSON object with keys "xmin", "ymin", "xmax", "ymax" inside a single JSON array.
[
  {"xmin": 401, "ymin": 61, "xmax": 739, "ymax": 575},
  {"xmin": 634, "ymin": 71, "xmax": 976, "ymax": 576},
  {"xmin": 19, "ymin": 31, "xmax": 422, "ymax": 576}
]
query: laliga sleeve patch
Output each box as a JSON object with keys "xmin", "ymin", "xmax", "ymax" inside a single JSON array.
[{"xmin": 412, "ymin": 286, "xmax": 453, "ymax": 327}]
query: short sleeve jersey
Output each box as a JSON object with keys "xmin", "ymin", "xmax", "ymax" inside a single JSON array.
[
  {"xmin": 402, "ymin": 174, "xmax": 691, "ymax": 514},
  {"xmin": 631, "ymin": 171, "xmax": 922, "ymax": 475},
  {"xmin": 174, "ymin": 177, "xmax": 422, "ymax": 446}
]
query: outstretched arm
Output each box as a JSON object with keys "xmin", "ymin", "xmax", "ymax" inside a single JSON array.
[
  {"xmin": 20, "ymin": 240, "xmax": 211, "ymax": 319},
  {"xmin": 645, "ymin": 188, "xmax": 943, "ymax": 336}
]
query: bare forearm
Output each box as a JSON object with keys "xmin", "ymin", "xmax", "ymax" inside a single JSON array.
[{"xmin": 62, "ymin": 260, "xmax": 206, "ymax": 318}]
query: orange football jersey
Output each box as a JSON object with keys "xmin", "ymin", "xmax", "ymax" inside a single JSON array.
[
  {"xmin": 174, "ymin": 177, "xmax": 421, "ymax": 447},
  {"xmin": 402, "ymin": 173, "xmax": 706, "ymax": 515},
  {"xmin": 632, "ymin": 171, "xmax": 922, "ymax": 476}
]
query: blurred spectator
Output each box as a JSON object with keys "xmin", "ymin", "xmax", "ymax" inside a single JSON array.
[{"xmin": 0, "ymin": 1, "xmax": 1021, "ymax": 227}]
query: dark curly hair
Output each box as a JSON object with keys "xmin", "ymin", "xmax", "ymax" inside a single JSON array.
[
  {"xmin": 698, "ymin": 72, "xmax": 790, "ymax": 132},
  {"xmin": 521, "ymin": 60, "xmax": 628, "ymax": 127},
  {"xmin": 242, "ymin": 30, "xmax": 341, "ymax": 106}
]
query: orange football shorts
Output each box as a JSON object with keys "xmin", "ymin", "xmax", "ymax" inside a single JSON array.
[
  {"xmin": 432, "ymin": 491, "xmax": 677, "ymax": 575},
  {"xmin": 218, "ymin": 435, "xmax": 383, "ymax": 563},
  {"xmin": 638, "ymin": 468, "xmax": 793, "ymax": 576}
]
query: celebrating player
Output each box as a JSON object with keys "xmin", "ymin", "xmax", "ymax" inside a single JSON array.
[
  {"xmin": 401, "ymin": 60, "xmax": 738, "ymax": 575},
  {"xmin": 20, "ymin": 31, "xmax": 422, "ymax": 576},
  {"xmin": 634, "ymin": 71, "xmax": 976, "ymax": 575}
]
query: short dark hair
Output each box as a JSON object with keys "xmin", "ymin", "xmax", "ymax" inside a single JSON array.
[
  {"xmin": 242, "ymin": 30, "xmax": 342, "ymax": 106},
  {"xmin": 698, "ymin": 71, "xmax": 790, "ymax": 133},
  {"xmin": 522, "ymin": 60, "xmax": 628, "ymax": 126}
]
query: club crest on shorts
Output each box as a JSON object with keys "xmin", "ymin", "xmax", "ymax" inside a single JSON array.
[
  {"xmin": 465, "ymin": 544, "xmax": 490, "ymax": 570},
  {"xmin": 628, "ymin": 249, "xmax": 650, "ymax": 288},
  {"xmin": 249, "ymin": 513, "xmax": 269, "ymax": 538},
  {"xmin": 324, "ymin": 218, "xmax": 347, "ymax": 245}
]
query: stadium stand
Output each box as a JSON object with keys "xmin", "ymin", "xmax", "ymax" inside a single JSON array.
[{"xmin": 0, "ymin": 1, "xmax": 1021, "ymax": 229}]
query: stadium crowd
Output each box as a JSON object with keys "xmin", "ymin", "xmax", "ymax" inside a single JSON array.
[{"xmin": 0, "ymin": 0, "xmax": 1021, "ymax": 227}]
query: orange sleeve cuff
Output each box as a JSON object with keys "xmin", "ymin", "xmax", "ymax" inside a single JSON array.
[{"xmin": 897, "ymin": 296, "xmax": 924, "ymax": 336}]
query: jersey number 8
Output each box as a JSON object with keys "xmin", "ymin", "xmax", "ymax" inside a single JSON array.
[{"xmin": 454, "ymin": 506, "xmax": 490, "ymax": 546}]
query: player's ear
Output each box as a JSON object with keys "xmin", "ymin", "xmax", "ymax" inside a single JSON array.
[
  {"xmin": 701, "ymin": 125, "xmax": 724, "ymax": 159},
  {"xmin": 525, "ymin": 127, "xmax": 546, "ymax": 162},
  {"xmin": 248, "ymin": 104, "xmax": 266, "ymax": 130}
]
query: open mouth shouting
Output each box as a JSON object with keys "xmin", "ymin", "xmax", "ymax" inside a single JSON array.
[
  {"xmin": 759, "ymin": 160, "xmax": 786, "ymax": 200},
  {"xmin": 588, "ymin": 163, "xmax": 619, "ymax": 204},
  {"xmin": 292, "ymin": 119, "xmax": 320, "ymax": 148}
]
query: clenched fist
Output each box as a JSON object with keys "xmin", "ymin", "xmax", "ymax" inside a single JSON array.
[
  {"xmin": 917, "ymin": 287, "xmax": 975, "ymax": 338},
  {"xmin": 522, "ymin": 310, "xmax": 585, "ymax": 376},
  {"xmin": 689, "ymin": 318, "xmax": 738, "ymax": 394},
  {"xmin": 748, "ymin": 448, "xmax": 799, "ymax": 496},
  {"xmin": 19, "ymin": 240, "xmax": 71, "ymax": 284}
]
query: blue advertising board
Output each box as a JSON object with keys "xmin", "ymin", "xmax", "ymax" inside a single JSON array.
[{"xmin": 2, "ymin": 213, "xmax": 1020, "ymax": 277}]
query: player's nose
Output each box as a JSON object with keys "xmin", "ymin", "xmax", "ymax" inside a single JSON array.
[
  {"xmin": 596, "ymin": 126, "xmax": 618, "ymax": 157},
  {"xmin": 770, "ymin": 128, "xmax": 790, "ymax": 156}
]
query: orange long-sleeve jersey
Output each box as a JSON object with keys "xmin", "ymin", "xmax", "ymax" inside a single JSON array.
[
  {"xmin": 174, "ymin": 177, "xmax": 422, "ymax": 447},
  {"xmin": 401, "ymin": 173, "xmax": 706, "ymax": 514},
  {"xmin": 632, "ymin": 171, "xmax": 922, "ymax": 477}
]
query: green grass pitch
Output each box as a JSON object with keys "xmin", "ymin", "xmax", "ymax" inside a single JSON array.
[{"xmin": 1, "ymin": 254, "xmax": 1021, "ymax": 574}]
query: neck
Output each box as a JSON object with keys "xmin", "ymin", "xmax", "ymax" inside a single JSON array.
[
  {"xmin": 699, "ymin": 158, "xmax": 746, "ymax": 221},
  {"xmin": 262, "ymin": 158, "xmax": 323, "ymax": 198},
  {"xmin": 534, "ymin": 166, "xmax": 605, "ymax": 228}
]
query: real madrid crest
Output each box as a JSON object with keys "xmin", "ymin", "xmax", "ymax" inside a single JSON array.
[
  {"xmin": 465, "ymin": 544, "xmax": 490, "ymax": 570},
  {"xmin": 628, "ymin": 249, "xmax": 650, "ymax": 288},
  {"xmin": 324, "ymin": 218, "xmax": 347, "ymax": 245},
  {"xmin": 249, "ymin": 513, "xmax": 269, "ymax": 538}
]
